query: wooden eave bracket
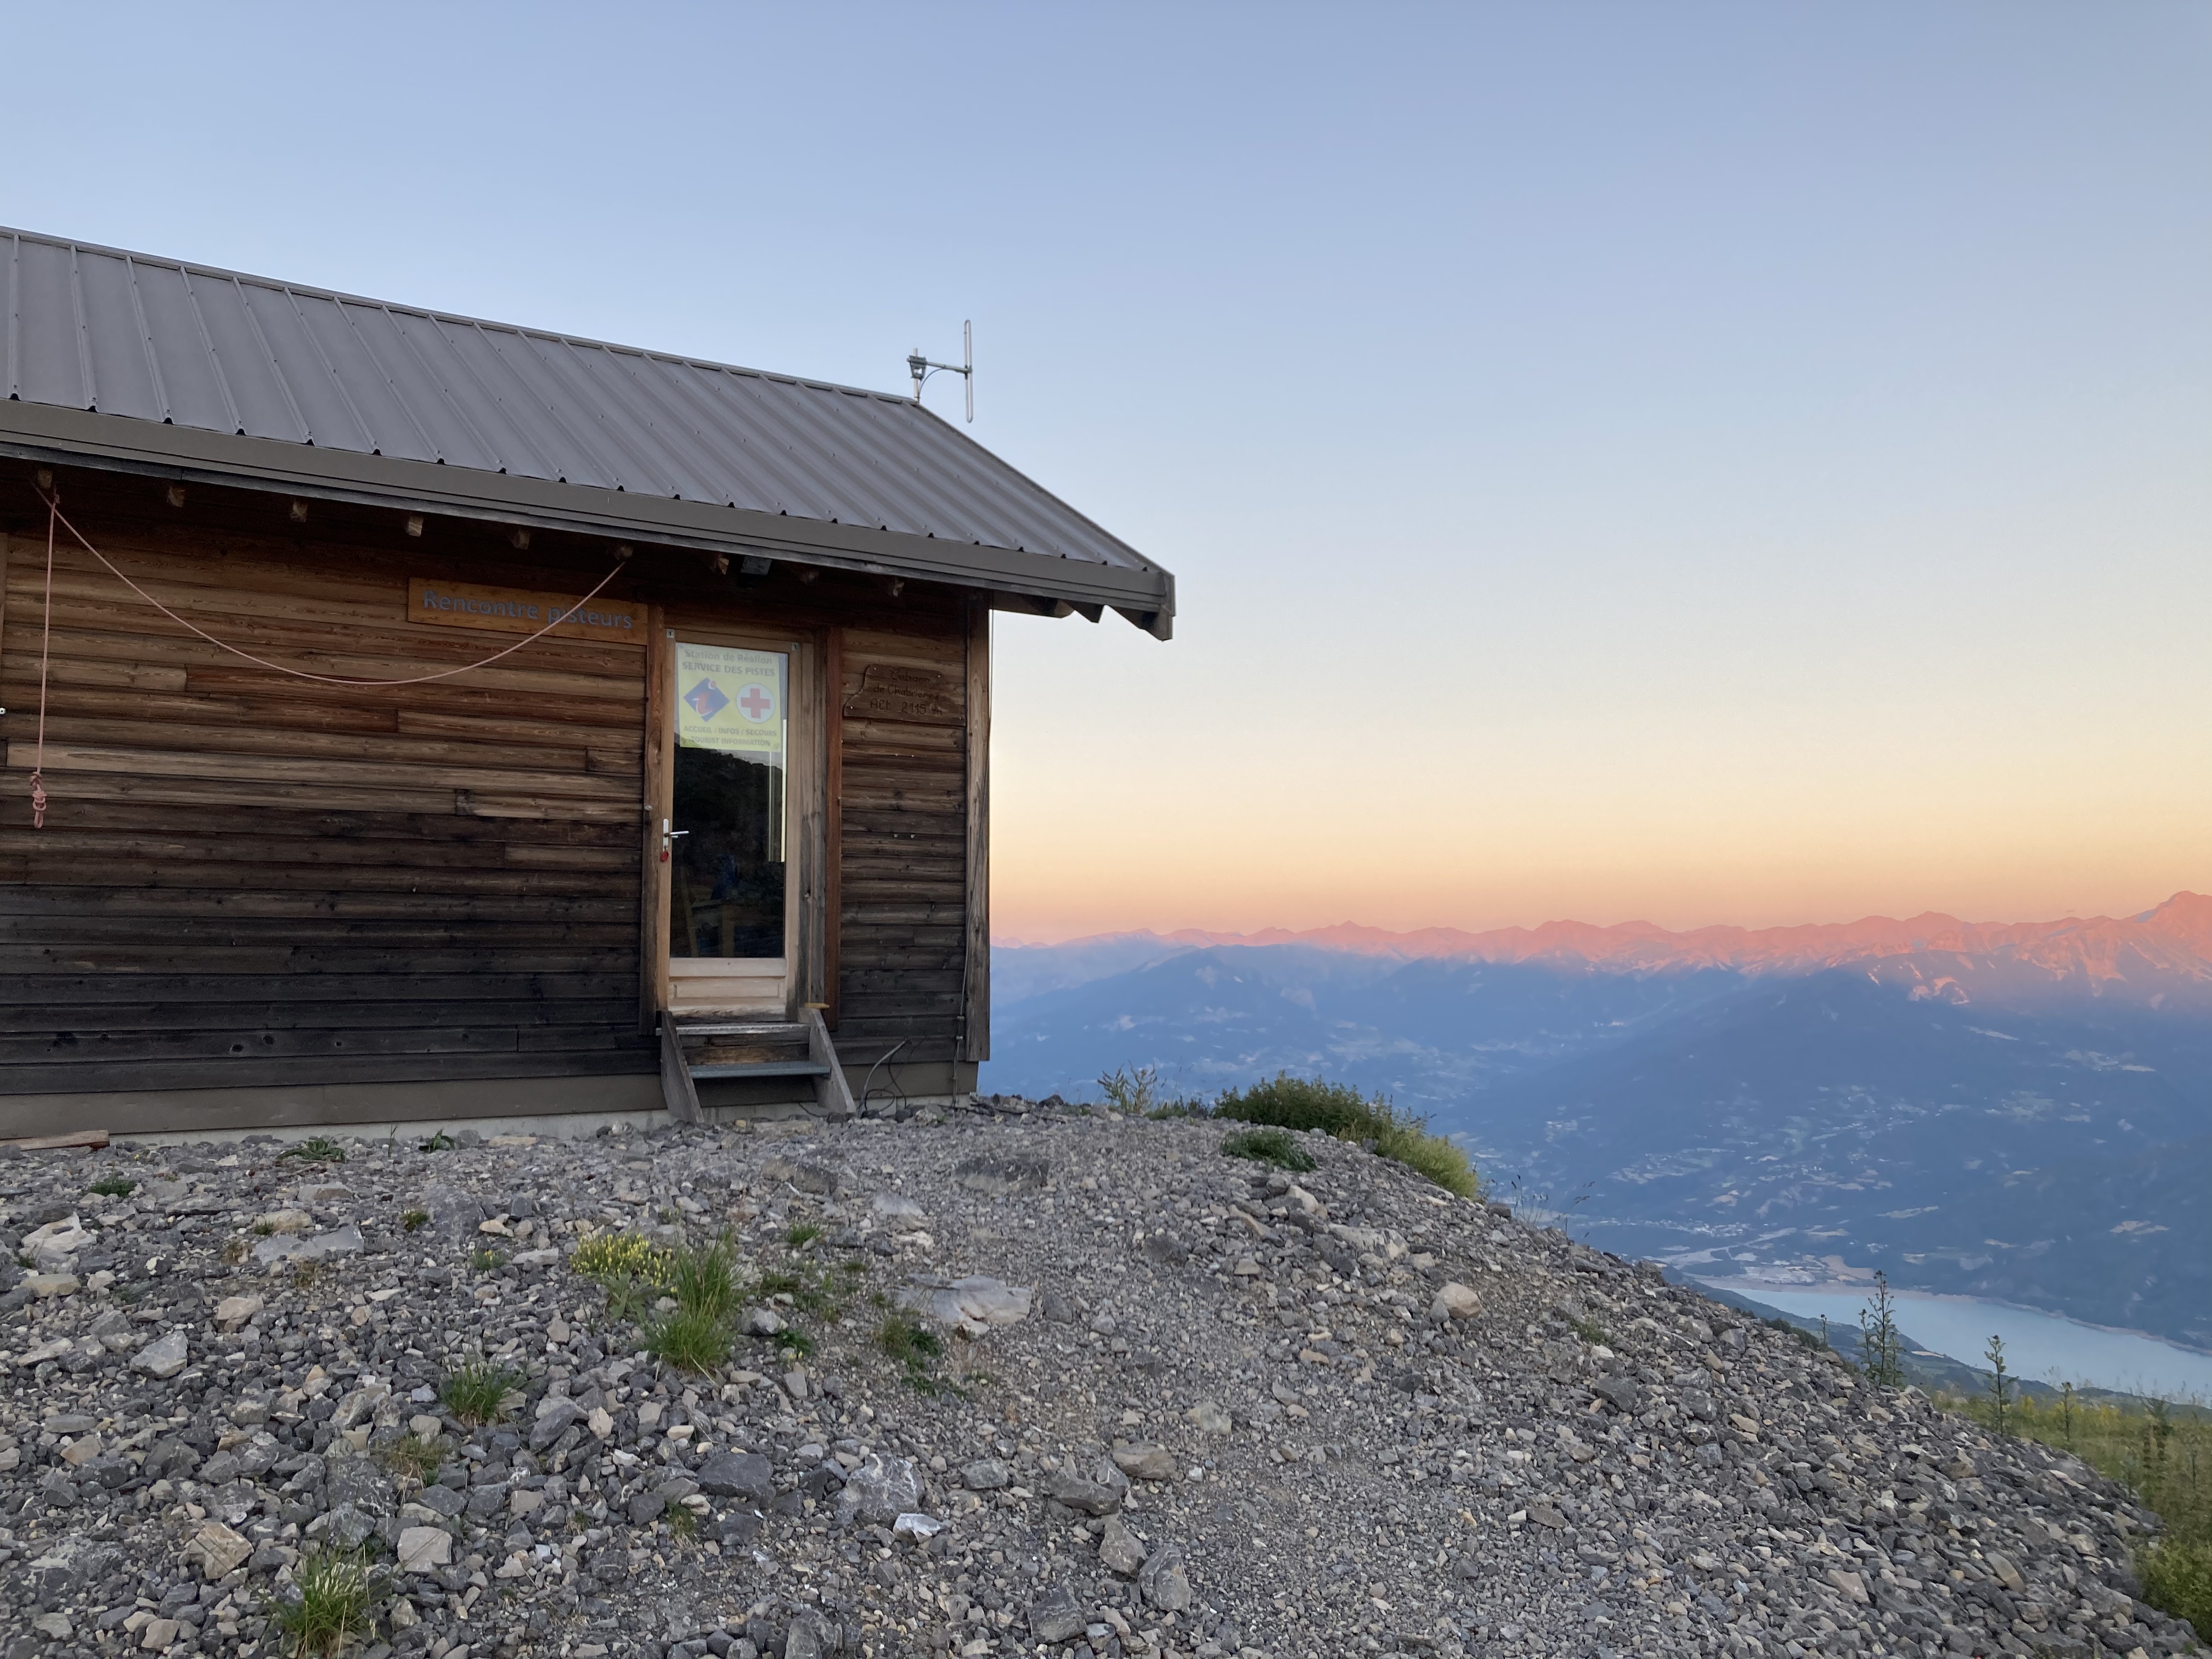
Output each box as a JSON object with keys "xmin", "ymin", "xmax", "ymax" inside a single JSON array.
[{"xmin": 990, "ymin": 591, "xmax": 1170, "ymax": 640}]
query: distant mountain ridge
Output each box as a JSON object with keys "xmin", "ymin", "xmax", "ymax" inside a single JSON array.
[
  {"xmin": 1001, "ymin": 890, "xmax": 2212, "ymax": 994},
  {"xmin": 984, "ymin": 891, "xmax": 2212, "ymax": 1350}
]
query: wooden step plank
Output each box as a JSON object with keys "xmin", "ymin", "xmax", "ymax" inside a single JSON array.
[
  {"xmin": 673, "ymin": 1021, "xmax": 807, "ymax": 1040},
  {"xmin": 689, "ymin": 1060, "xmax": 831, "ymax": 1080}
]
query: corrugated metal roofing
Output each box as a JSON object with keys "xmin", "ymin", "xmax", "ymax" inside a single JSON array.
[{"xmin": 0, "ymin": 225, "xmax": 1167, "ymax": 616}]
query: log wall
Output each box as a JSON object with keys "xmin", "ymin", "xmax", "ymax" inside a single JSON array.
[
  {"xmin": 0, "ymin": 477, "xmax": 991, "ymax": 1121},
  {"xmin": 0, "ymin": 517, "xmax": 656, "ymax": 1099},
  {"xmin": 834, "ymin": 622, "xmax": 975, "ymax": 1070}
]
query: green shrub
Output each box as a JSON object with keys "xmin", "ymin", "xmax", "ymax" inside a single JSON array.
[
  {"xmin": 1219, "ymin": 1127, "xmax": 1318, "ymax": 1173},
  {"xmin": 266, "ymin": 1544, "xmax": 379, "ymax": 1658},
  {"xmin": 1098, "ymin": 1064, "xmax": 1164, "ymax": 1114},
  {"xmin": 2141, "ymin": 1541, "xmax": 2212, "ymax": 1639},
  {"xmin": 279, "ymin": 1137, "xmax": 347, "ymax": 1164},
  {"xmin": 1214, "ymin": 1073, "xmax": 1479, "ymax": 1198},
  {"xmin": 439, "ymin": 1359, "xmax": 527, "ymax": 1426},
  {"xmin": 1946, "ymin": 1389, "xmax": 2211, "ymax": 1633},
  {"xmin": 88, "ymin": 1176, "xmax": 136, "ymax": 1199},
  {"xmin": 400, "ymin": 1209, "xmax": 429, "ymax": 1233},
  {"xmin": 573, "ymin": 1231, "xmax": 672, "ymax": 1288},
  {"xmin": 645, "ymin": 1307, "xmax": 733, "ymax": 1373}
]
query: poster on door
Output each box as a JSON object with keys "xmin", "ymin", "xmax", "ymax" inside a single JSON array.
[{"xmin": 673, "ymin": 643, "xmax": 786, "ymax": 759}]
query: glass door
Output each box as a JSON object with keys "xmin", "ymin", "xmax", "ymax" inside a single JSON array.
[{"xmin": 665, "ymin": 638, "xmax": 794, "ymax": 1018}]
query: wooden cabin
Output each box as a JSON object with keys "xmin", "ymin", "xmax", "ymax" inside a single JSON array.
[{"xmin": 0, "ymin": 228, "xmax": 1172, "ymax": 1138}]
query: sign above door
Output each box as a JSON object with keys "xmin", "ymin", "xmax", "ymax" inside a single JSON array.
[{"xmin": 405, "ymin": 577, "xmax": 642, "ymax": 642}]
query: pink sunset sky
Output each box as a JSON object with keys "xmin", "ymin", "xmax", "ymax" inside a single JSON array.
[{"xmin": 6, "ymin": 3, "xmax": 2202, "ymax": 947}]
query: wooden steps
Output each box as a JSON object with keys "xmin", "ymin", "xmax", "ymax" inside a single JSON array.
[{"xmin": 657, "ymin": 1006, "xmax": 855, "ymax": 1124}]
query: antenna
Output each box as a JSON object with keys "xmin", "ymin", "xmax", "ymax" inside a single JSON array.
[{"xmin": 906, "ymin": 321, "xmax": 974, "ymax": 422}]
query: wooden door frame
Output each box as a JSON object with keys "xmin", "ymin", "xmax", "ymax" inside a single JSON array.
[{"xmin": 646, "ymin": 619, "xmax": 828, "ymax": 1022}]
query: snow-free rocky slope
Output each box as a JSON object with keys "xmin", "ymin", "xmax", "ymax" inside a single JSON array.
[{"xmin": 0, "ymin": 1104, "xmax": 2199, "ymax": 1659}]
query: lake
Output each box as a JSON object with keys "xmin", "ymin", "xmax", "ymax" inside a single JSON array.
[{"xmin": 1692, "ymin": 1280, "xmax": 2212, "ymax": 1401}]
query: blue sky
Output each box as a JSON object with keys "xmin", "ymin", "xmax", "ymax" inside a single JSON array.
[{"xmin": 8, "ymin": 3, "xmax": 2208, "ymax": 936}]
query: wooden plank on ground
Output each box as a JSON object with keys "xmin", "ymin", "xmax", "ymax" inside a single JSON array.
[{"xmin": 4, "ymin": 1128, "xmax": 107, "ymax": 1150}]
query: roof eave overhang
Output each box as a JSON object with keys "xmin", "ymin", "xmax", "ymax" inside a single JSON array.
[{"xmin": 0, "ymin": 400, "xmax": 1176, "ymax": 640}]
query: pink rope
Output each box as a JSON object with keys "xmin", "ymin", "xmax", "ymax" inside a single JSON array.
[{"xmin": 32, "ymin": 489, "xmax": 631, "ymax": 686}]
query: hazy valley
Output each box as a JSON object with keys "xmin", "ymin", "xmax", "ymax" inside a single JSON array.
[{"xmin": 983, "ymin": 895, "xmax": 2212, "ymax": 1354}]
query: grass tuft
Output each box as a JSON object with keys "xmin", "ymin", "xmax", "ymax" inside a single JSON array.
[
  {"xmin": 279, "ymin": 1136, "xmax": 347, "ymax": 1164},
  {"xmin": 784, "ymin": 1221, "xmax": 825, "ymax": 1250},
  {"xmin": 1213, "ymin": 1073, "xmax": 1479, "ymax": 1198},
  {"xmin": 646, "ymin": 1307, "xmax": 733, "ymax": 1373},
  {"xmin": 380, "ymin": 1432, "xmax": 444, "ymax": 1485},
  {"xmin": 470, "ymin": 1246, "xmax": 507, "ymax": 1273},
  {"xmin": 876, "ymin": 1311, "xmax": 955, "ymax": 1395},
  {"xmin": 419, "ymin": 1131, "xmax": 456, "ymax": 1153},
  {"xmin": 755, "ymin": 1267, "xmax": 836, "ymax": 1316},
  {"xmin": 88, "ymin": 1176, "xmax": 137, "ymax": 1198},
  {"xmin": 1220, "ymin": 1126, "xmax": 1317, "ymax": 1173},
  {"xmin": 400, "ymin": 1209, "xmax": 429, "ymax": 1233},
  {"xmin": 876, "ymin": 1311, "xmax": 943, "ymax": 1367},
  {"xmin": 667, "ymin": 1503, "xmax": 698, "ymax": 1541},
  {"xmin": 439, "ymin": 1359, "xmax": 527, "ymax": 1426},
  {"xmin": 266, "ymin": 1543, "xmax": 379, "ymax": 1658},
  {"xmin": 667, "ymin": 1234, "xmax": 740, "ymax": 1322}
]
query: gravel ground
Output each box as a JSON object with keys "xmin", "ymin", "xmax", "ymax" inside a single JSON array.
[{"xmin": 0, "ymin": 1100, "xmax": 2200, "ymax": 1659}]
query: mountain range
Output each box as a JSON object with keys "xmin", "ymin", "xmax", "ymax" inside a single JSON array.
[{"xmin": 980, "ymin": 893, "xmax": 2212, "ymax": 1353}]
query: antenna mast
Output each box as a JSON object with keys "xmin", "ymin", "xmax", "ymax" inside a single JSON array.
[{"xmin": 906, "ymin": 321, "xmax": 974, "ymax": 421}]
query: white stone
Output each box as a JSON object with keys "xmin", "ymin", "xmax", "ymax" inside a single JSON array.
[
  {"xmin": 213, "ymin": 1294, "xmax": 264, "ymax": 1332},
  {"xmin": 1184, "ymin": 1400, "xmax": 1233, "ymax": 1435},
  {"xmin": 184, "ymin": 1520, "xmax": 252, "ymax": 1578},
  {"xmin": 59, "ymin": 1434, "xmax": 104, "ymax": 1467},
  {"xmin": 133, "ymin": 1329, "xmax": 189, "ymax": 1378},
  {"xmin": 397, "ymin": 1526, "xmax": 453, "ymax": 1571},
  {"xmin": 871, "ymin": 1191, "xmax": 930, "ymax": 1231},
  {"xmin": 251, "ymin": 1222, "xmax": 364, "ymax": 1267},
  {"xmin": 1430, "ymin": 1282, "xmax": 1482, "ymax": 1321},
  {"xmin": 24, "ymin": 1215, "xmax": 90, "ymax": 1269},
  {"xmin": 900, "ymin": 1275, "xmax": 1034, "ymax": 1334}
]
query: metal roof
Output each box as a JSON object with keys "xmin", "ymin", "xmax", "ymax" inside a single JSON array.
[{"xmin": 0, "ymin": 227, "xmax": 1171, "ymax": 633}]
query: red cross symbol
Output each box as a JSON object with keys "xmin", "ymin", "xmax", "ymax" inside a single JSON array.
[{"xmin": 737, "ymin": 685, "xmax": 774, "ymax": 721}]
